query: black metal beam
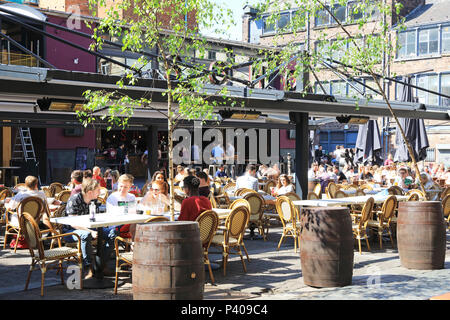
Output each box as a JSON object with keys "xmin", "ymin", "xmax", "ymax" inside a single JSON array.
[
  {"xmin": 290, "ymin": 112, "xmax": 309, "ymax": 199},
  {"xmin": 0, "ymin": 31, "xmax": 55, "ymax": 68}
]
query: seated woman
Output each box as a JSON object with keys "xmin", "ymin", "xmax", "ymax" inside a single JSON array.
[
  {"xmin": 178, "ymin": 175, "xmax": 212, "ymax": 221},
  {"xmin": 141, "ymin": 180, "xmax": 170, "ymax": 211},
  {"xmin": 273, "ymin": 174, "xmax": 295, "ymax": 196},
  {"xmin": 196, "ymin": 171, "xmax": 211, "ymax": 198}
]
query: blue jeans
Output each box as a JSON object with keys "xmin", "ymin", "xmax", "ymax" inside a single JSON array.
[
  {"xmin": 63, "ymin": 228, "xmax": 93, "ymax": 268},
  {"xmin": 101, "ymin": 226, "xmax": 119, "ymax": 263}
]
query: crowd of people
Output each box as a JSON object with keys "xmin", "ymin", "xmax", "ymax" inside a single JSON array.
[{"xmin": 308, "ymin": 153, "xmax": 450, "ymax": 191}]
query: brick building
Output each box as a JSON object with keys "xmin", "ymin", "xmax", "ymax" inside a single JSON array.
[{"xmin": 242, "ymin": 0, "xmax": 450, "ymax": 164}]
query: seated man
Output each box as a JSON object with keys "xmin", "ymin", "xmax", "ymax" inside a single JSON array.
[
  {"xmin": 214, "ymin": 165, "xmax": 228, "ymax": 179},
  {"xmin": 63, "ymin": 179, "xmax": 116, "ymax": 278},
  {"xmin": 6, "ymin": 175, "xmax": 53, "ymax": 231},
  {"xmin": 235, "ymin": 164, "xmax": 259, "ymax": 191},
  {"xmin": 393, "ymin": 167, "xmax": 410, "ymax": 189},
  {"xmin": 69, "ymin": 170, "xmax": 83, "ymax": 195},
  {"xmin": 93, "ymin": 166, "xmax": 107, "ymax": 188}
]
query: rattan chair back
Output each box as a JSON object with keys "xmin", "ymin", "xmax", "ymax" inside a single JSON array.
[
  {"xmin": 235, "ymin": 188, "xmax": 256, "ymax": 196},
  {"xmin": 17, "ymin": 196, "xmax": 44, "ymax": 222},
  {"xmin": 313, "ymin": 183, "xmax": 321, "ymax": 197},
  {"xmin": 263, "ymin": 180, "xmax": 277, "ymax": 194},
  {"xmin": 144, "ymin": 216, "xmax": 170, "ymax": 223},
  {"xmin": 441, "ymin": 194, "xmax": 450, "ymax": 217},
  {"xmin": 19, "ymin": 212, "xmax": 43, "ymax": 259},
  {"xmin": 327, "ymin": 182, "xmax": 338, "ymax": 198},
  {"xmin": 334, "ymin": 190, "xmax": 347, "ymax": 198},
  {"xmin": 441, "ymin": 187, "xmax": 450, "ymax": 200},
  {"xmin": 229, "ymin": 199, "xmax": 250, "ymax": 210},
  {"xmin": 406, "ymin": 189, "xmax": 425, "ymax": 198},
  {"xmin": 380, "ymin": 195, "xmax": 398, "ymax": 224},
  {"xmin": 388, "ymin": 186, "xmax": 404, "ymax": 195},
  {"xmin": 275, "ymin": 196, "xmax": 296, "ymax": 225},
  {"xmin": 56, "ymin": 190, "xmax": 71, "ymax": 202},
  {"xmin": 225, "ymin": 205, "xmax": 250, "ymax": 240},
  {"xmin": 307, "ymin": 192, "xmax": 319, "ymax": 200},
  {"xmin": 50, "ymin": 182, "xmax": 64, "ymax": 195},
  {"xmin": 407, "ymin": 193, "xmax": 419, "ymax": 201},
  {"xmin": 243, "ymin": 192, "xmax": 264, "ymax": 222},
  {"xmin": 358, "ymin": 197, "xmax": 375, "ymax": 228},
  {"xmin": 284, "ymin": 192, "xmax": 301, "ymax": 202},
  {"xmin": 0, "ymin": 188, "xmax": 12, "ymax": 200},
  {"xmin": 196, "ymin": 210, "xmax": 219, "ymax": 247}
]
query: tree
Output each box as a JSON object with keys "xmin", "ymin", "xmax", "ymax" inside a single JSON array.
[
  {"xmin": 77, "ymin": 0, "xmax": 239, "ymax": 220},
  {"xmin": 254, "ymin": 0, "xmax": 429, "ymax": 197}
]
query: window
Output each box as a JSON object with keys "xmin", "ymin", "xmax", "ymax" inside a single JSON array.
[
  {"xmin": 397, "ymin": 31, "xmax": 416, "ymax": 58},
  {"xmin": 347, "ymin": 80, "xmax": 364, "ymax": 98},
  {"xmin": 331, "ymin": 81, "xmax": 346, "ymax": 96},
  {"xmin": 315, "ymin": 82, "xmax": 329, "ymax": 94},
  {"xmin": 315, "ymin": 6, "xmax": 330, "ymax": 26},
  {"xmin": 208, "ymin": 50, "xmax": 217, "ymax": 60},
  {"xmin": 263, "ymin": 16, "xmax": 275, "ymax": 34},
  {"xmin": 418, "ymin": 28, "xmax": 439, "ymax": 55},
  {"xmin": 442, "ymin": 26, "xmax": 450, "ymax": 53},
  {"xmin": 348, "ymin": 2, "xmax": 363, "ymax": 22},
  {"xmin": 277, "ymin": 12, "xmax": 291, "ymax": 30},
  {"xmin": 331, "ymin": 39, "xmax": 347, "ymax": 61},
  {"xmin": 416, "ymin": 75, "xmax": 439, "ymax": 105},
  {"xmin": 441, "ymin": 74, "xmax": 450, "ymax": 107},
  {"xmin": 332, "ymin": 4, "xmax": 346, "ymax": 23}
]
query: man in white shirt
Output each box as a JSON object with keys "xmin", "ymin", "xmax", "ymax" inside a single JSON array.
[
  {"xmin": 106, "ymin": 174, "xmax": 136, "ymax": 214},
  {"xmin": 6, "ymin": 176, "xmax": 53, "ymax": 236},
  {"xmin": 235, "ymin": 164, "xmax": 259, "ymax": 191}
]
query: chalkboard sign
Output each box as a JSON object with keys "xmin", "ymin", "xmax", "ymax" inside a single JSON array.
[{"xmin": 74, "ymin": 147, "xmax": 88, "ymax": 170}]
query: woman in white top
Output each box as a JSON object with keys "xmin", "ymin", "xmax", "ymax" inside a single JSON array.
[{"xmin": 273, "ymin": 174, "xmax": 295, "ymax": 196}]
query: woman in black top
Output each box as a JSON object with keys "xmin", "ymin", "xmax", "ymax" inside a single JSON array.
[{"xmin": 196, "ymin": 171, "xmax": 211, "ymax": 198}]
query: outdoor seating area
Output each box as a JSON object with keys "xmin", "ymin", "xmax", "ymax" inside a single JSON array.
[{"xmin": 0, "ymin": 160, "xmax": 448, "ymax": 300}]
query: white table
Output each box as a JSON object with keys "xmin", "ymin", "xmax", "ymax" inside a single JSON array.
[
  {"xmin": 229, "ymin": 194, "xmax": 276, "ymax": 202},
  {"xmin": 50, "ymin": 213, "xmax": 152, "ymax": 228},
  {"xmin": 293, "ymin": 195, "xmax": 409, "ymax": 207}
]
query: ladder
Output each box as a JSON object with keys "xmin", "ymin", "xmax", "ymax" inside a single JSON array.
[
  {"xmin": 12, "ymin": 128, "xmax": 36, "ymax": 162},
  {"xmin": 12, "ymin": 128, "xmax": 41, "ymax": 184}
]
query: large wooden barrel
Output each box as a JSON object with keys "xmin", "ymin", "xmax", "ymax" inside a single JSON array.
[
  {"xmin": 299, "ymin": 207, "xmax": 354, "ymax": 287},
  {"xmin": 397, "ymin": 201, "xmax": 446, "ymax": 270},
  {"xmin": 132, "ymin": 221, "xmax": 204, "ymax": 300}
]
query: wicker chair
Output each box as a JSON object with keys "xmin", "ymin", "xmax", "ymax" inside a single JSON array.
[
  {"xmin": 195, "ymin": 210, "xmax": 219, "ymax": 284},
  {"xmin": 284, "ymin": 192, "xmax": 301, "ymax": 202},
  {"xmin": 19, "ymin": 212, "xmax": 83, "ymax": 296},
  {"xmin": 326, "ymin": 182, "xmax": 338, "ymax": 199},
  {"xmin": 229, "ymin": 199, "xmax": 250, "ymax": 210},
  {"xmin": 0, "ymin": 188, "xmax": 12, "ymax": 225},
  {"xmin": 4, "ymin": 196, "xmax": 46, "ymax": 252},
  {"xmin": 114, "ymin": 216, "xmax": 170, "ymax": 294},
  {"xmin": 442, "ymin": 195, "xmax": 450, "ymax": 229},
  {"xmin": 42, "ymin": 186, "xmax": 54, "ymax": 197},
  {"xmin": 210, "ymin": 205, "xmax": 250, "ymax": 276},
  {"xmin": 388, "ymin": 186, "xmax": 404, "ymax": 195},
  {"xmin": 243, "ymin": 192, "xmax": 266, "ymax": 240},
  {"xmin": 406, "ymin": 189, "xmax": 425, "ymax": 200},
  {"xmin": 223, "ymin": 182, "xmax": 236, "ymax": 193},
  {"xmin": 307, "ymin": 192, "xmax": 319, "ymax": 200},
  {"xmin": 407, "ymin": 193, "xmax": 419, "ymax": 201},
  {"xmin": 234, "ymin": 188, "xmax": 256, "ymax": 196},
  {"xmin": 351, "ymin": 197, "xmax": 375, "ymax": 254},
  {"xmin": 56, "ymin": 190, "xmax": 71, "ymax": 203},
  {"xmin": 50, "ymin": 182, "xmax": 65, "ymax": 195},
  {"xmin": 313, "ymin": 183, "xmax": 322, "ymax": 198},
  {"xmin": 98, "ymin": 187, "xmax": 109, "ymax": 203},
  {"xmin": 263, "ymin": 180, "xmax": 277, "ymax": 194},
  {"xmin": 275, "ymin": 196, "xmax": 300, "ymax": 252},
  {"xmin": 440, "ymin": 187, "xmax": 450, "ymax": 200},
  {"xmin": 334, "ymin": 190, "xmax": 347, "ymax": 198},
  {"xmin": 367, "ymin": 195, "xmax": 397, "ymax": 249}
]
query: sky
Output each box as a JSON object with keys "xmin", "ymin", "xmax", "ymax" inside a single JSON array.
[{"xmin": 201, "ymin": 0, "xmax": 260, "ymax": 41}]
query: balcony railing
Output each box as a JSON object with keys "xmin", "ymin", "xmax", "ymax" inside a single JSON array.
[{"xmin": 0, "ymin": 51, "xmax": 38, "ymax": 67}]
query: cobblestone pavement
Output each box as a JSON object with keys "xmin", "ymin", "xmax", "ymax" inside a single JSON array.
[{"xmin": 1, "ymin": 223, "xmax": 449, "ymax": 300}]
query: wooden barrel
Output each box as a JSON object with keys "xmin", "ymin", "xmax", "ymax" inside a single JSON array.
[
  {"xmin": 132, "ymin": 221, "xmax": 204, "ymax": 300},
  {"xmin": 397, "ymin": 201, "xmax": 446, "ymax": 270},
  {"xmin": 299, "ymin": 207, "xmax": 354, "ymax": 287}
]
